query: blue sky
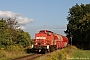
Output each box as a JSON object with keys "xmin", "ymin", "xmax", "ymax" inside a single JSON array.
[{"xmin": 0, "ymin": 0, "xmax": 90, "ymax": 38}]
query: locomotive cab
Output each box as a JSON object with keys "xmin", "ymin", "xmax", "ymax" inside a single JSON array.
[{"xmin": 32, "ymin": 30, "xmax": 53, "ymax": 53}]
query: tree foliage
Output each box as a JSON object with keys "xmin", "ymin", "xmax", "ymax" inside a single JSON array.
[
  {"xmin": 7, "ymin": 17, "xmax": 19, "ymax": 29},
  {"xmin": 0, "ymin": 18, "xmax": 32, "ymax": 48},
  {"xmin": 65, "ymin": 3, "xmax": 90, "ymax": 47}
]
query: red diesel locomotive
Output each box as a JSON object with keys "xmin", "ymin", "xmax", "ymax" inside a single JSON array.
[{"xmin": 32, "ymin": 30, "xmax": 68, "ymax": 53}]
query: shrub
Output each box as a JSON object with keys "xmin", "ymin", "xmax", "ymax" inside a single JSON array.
[
  {"xmin": 0, "ymin": 45, "xmax": 26, "ymax": 59},
  {"xmin": 0, "ymin": 49, "xmax": 7, "ymax": 58},
  {"xmin": 6, "ymin": 45, "xmax": 24, "ymax": 52}
]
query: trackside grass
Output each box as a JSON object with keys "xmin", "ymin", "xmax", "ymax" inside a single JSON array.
[
  {"xmin": 35, "ymin": 46, "xmax": 76, "ymax": 60},
  {"xmin": 35, "ymin": 46, "xmax": 90, "ymax": 60},
  {"xmin": 0, "ymin": 46, "xmax": 90, "ymax": 60},
  {"xmin": 0, "ymin": 49, "xmax": 27, "ymax": 60},
  {"xmin": 0, "ymin": 45, "xmax": 29, "ymax": 60},
  {"xmin": 70, "ymin": 49, "xmax": 90, "ymax": 60}
]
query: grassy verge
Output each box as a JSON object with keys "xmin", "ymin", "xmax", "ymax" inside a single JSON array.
[
  {"xmin": 70, "ymin": 49, "xmax": 90, "ymax": 60},
  {"xmin": 0, "ymin": 49, "xmax": 28, "ymax": 60},
  {"xmin": 0, "ymin": 45, "xmax": 31, "ymax": 60},
  {"xmin": 35, "ymin": 46, "xmax": 90, "ymax": 60},
  {"xmin": 35, "ymin": 46, "xmax": 76, "ymax": 60},
  {"xmin": 1, "ymin": 45, "xmax": 89, "ymax": 60}
]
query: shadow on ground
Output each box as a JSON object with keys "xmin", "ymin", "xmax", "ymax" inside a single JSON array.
[
  {"xmin": 76, "ymin": 45, "xmax": 90, "ymax": 50},
  {"xmin": 25, "ymin": 48, "xmax": 34, "ymax": 53}
]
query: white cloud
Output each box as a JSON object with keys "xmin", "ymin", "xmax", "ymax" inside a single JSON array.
[
  {"xmin": 15, "ymin": 26, "xmax": 26, "ymax": 30},
  {"xmin": 0, "ymin": 10, "xmax": 34, "ymax": 25},
  {"xmin": 0, "ymin": 10, "xmax": 21, "ymax": 19},
  {"xmin": 20, "ymin": 26, "xmax": 26, "ymax": 30},
  {"xmin": 17, "ymin": 17, "xmax": 34, "ymax": 25}
]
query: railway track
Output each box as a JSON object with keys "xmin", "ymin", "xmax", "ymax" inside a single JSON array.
[
  {"xmin": 11, "ymin": 45, "xmax": 70, "ymax": 60},
  {"xmin": 11, "ymin": 53, "xmax": 43, "ymax": 60},
  {"xmin": 11, "ymin": 49, "xmax": 65, "ymax": 60}
]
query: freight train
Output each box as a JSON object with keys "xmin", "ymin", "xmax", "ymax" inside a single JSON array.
[{"xmin": 32, "ymin": 30, "xmax": 68, "ymax": 53}]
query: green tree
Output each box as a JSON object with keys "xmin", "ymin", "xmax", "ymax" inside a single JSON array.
[
  {"xmin": 0, "ymin": 18, "xmax": 11, "ymax": 48},
  {"xmin": 0, "ymin": 18, "xmax": 32, "ymax": 48},
  {"xmin": 7, "ymin": 18, "xmax": 19, "ymax": 29},
  {"xmin": 65, "ymin": 3, "xmax": 90, "ymax": 48},
  {"xmin": 17, "ymin": 30, "xmax": 32, "ymax": 47}
]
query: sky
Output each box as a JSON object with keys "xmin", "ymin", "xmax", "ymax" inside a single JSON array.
[{"xmin": 0, "ymin": 0, "xmax": 90, "ymax": 38}]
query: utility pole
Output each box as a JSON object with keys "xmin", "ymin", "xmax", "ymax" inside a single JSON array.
[
  {"xmin": 70, "ymin": 32, "xmax": 73, "ymax": 47},
  {"xmin": 70, "ymin": 36, "xmax": 72, "ymax": 46}
]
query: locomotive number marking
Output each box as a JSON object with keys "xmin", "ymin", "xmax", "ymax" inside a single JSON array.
[{"xmin": 36, "ymin": 37, "xmax": 46, "ymax": 39}]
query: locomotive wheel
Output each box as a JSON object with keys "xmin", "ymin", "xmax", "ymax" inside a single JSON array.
[
  {"xmin": 44, "ymin": 50, "xmax": 48, "ymax": 53},
  {"xmin": 31, "ymin": 48, "xmax": 36, "ymax": 53},
  {"xmin": 50, "ymin": 47, "xmax": 54, "ymax": 52},
  {"xmin": 41, "ymin": 49, "xmax": 47, "ymax": 54}
]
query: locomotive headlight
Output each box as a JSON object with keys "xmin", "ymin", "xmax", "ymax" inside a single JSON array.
[
  {"xmin": 35, "ymin": 43, "xmax": 37, "ymax": 45},
  {"xmin": 31, "ymin": 45, "xmax": 34, "ymax": 48},
  {"xmin": 44, "ymin": 43, "xmax": 46, "ymax": 45},
  {"xmin": 47, "ymin": 45, "xmax": 49, "ymax": 49}
]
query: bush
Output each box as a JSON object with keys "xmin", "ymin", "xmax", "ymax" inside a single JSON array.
[
  {"xmin": 6, "ymin": 45, "xmax": 23, "ymax": 52},
  {"xmin": 0, "ymin": 49, "xmax": 7, "ymax": 58},
  {"xmin": 0, "ymin": 45, "xmax": 26, "ymax": 59}
]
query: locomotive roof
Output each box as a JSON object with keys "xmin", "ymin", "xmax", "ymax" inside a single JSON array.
[
  {"xmin": 40, "ymin": 30, "xmax": 53, "ymax": 33},
  {"xmin": 39, "ymin": 30, "xmax": 63, "ymax": 35}
]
